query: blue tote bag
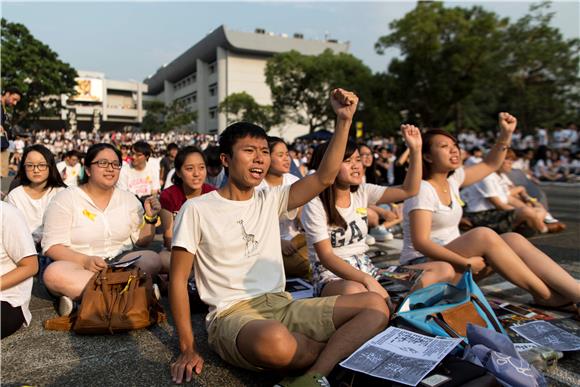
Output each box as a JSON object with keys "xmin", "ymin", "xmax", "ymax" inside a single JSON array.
[{"xmin": 394, "ymin": 269, "xmax": 506, "ymax": 343}]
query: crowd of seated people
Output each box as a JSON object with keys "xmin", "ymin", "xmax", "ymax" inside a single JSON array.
[{"xmin": 2, "ymin": 89, "xmax": 579, "ymax": 387}]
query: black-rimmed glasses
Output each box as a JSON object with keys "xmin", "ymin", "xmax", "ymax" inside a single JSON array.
[
  {"xmin": 91, "ymin": 160, "xmax": 122, "ymax": 170},
  {"xmin": 24, "ymin": 163, "xmax": 49, "ymax": 171}
]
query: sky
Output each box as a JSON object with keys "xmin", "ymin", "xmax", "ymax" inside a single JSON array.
[{"xmin": 2, "ymin": 1, "xmax": 579, "ymax": 82}]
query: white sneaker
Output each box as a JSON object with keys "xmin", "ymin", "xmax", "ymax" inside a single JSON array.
[
  {"xmin": 544, "ymin": 213, "xmax": 559, "ymax": 224},
  {"xmin": 366, "ymin": 235, "xmax": 376, "ymax": 245},
  {"xmin": 58, "ymin": 296, "xmax": 74, "ymax": 317},
  {"xmin": 370, "ymin": 225, "xmax": 394, "ymax": 242},
  {"xmin": 152, "ymin": 283, "xmax": 161, "ymax": 301}
]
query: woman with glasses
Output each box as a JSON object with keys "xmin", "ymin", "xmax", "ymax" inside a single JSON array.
[
  {"xmin": 41, "ymin": 143, "xmax": 163, "ymax": 316},
  {"xmin": 6, "ymin": 144, "xmax": 66, "ymax": 247}
]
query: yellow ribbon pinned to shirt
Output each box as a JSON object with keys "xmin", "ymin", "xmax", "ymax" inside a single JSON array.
[
  {"xmin": 356, "ymin": 207, "xmax": 368, "ymax": 216},
  {"xmin": 454, "ymin": 192, "xmax": 465, "ymax": 207},
  {"xmin": 82, "ymin": 209, "xmax": 97, "ymax": 221}
]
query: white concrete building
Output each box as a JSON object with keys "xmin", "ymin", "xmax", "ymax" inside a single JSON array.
[
  {"xmin": 57, "ymin": 71, "xmax": 148, "ymax": 131},
  {"xmin": 144, "ymin": 25, "xmax": 349, "ymax": 140}
]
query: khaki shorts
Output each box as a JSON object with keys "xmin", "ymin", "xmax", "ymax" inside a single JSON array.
[{"xmin": 207, "ymin": 292, "xmax": 337, "ymax": 371}]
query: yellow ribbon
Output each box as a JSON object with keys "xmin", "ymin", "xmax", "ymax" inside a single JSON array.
[{"xmin": 82, "ymin": 209, "xmax": 97, "ymax": 221}]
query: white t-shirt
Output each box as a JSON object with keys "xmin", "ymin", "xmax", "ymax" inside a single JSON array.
[
  {"xmin": 463, "ymin": 172, "xmax": 509, "ymax": 213},
  {"xmin": 42, "ymin": 187, "xmax": 143, "ymax": 259},
  {"xmin": 0, "ymin": 202, "xmax": 37, "ymax": 325},
  {"xmin": 302, "ymin": 184, "xmax": 386, "ymax": 262},
  {"xmin": 57, "ymin": 161, "xmax": 82, "ymax": 187},
  {"xmin": 256, "ymin": 173, "xmax": 300, "ymax": 240},
  {"xmin": 6, "ymin": 186, "xmax": 65, "ymax": 244},
  {"xmin": 172, "ymin": 186, "xmax": 292, "ymax": 327},
  {"xmin": 117, "ymin": 162, "xmax": 161, "ymax": 198},
  {"xmin": 401, "ymin": 168, "xmax": 466, "ymax": 264}
]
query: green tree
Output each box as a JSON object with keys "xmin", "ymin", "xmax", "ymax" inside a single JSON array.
[
  {"xmin": 500, "ymin": 1, "xmax": 580, "ymax": 131},
  {"xmin": 1, "ymin": 18, "xmax": 78, "ymax": 125},
  {"xmin": 141, "ymin": 100, "xmax": 197, "ymax": 132},
  {"xmin": 265, "ymin": 49, "xmax": 373, "ymax": 133},
  {"xmin": 375, "ymin": 2, "xmax": 509, "ymax": 130},
  {"xmin": 219, "ymin": 92, "xmax": 280, "ymax": 131}
]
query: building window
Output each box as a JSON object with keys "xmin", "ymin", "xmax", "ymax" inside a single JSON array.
[
  {"xmin": 209, "ymin": 83, "xmax": 217, "ymax": 97},
  {"xmin": 209, "ymin": 106, "xmax": 217, "ymax": 120},
  {"xmin": 208, "ymin": 62, "xmax": 216, "ymax": 74}
]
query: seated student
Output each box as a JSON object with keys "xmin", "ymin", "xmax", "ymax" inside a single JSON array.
[
  {"xmin": 302, "ymin": 130, "xmax": 455, "ymax": 301},
  {"xmin": 203, "ymin": 145, "xmax": 227, "ymax": 188},
  {"xmin": 6, "ymin": 144, "xmax": 67, "ymax": 247},
  {"xmin": 159, "ymin": 146, "xmax": 216, "ymax": 270},
  {"xmin": 169, "ymin": 89, "xmax": 390, "ymax": 387},
  {"xmin": 117, "ymin": 140, "xmax": 161, "ymax": 201},
  {"xmin": 256, "ymin": 136, "xmax": 309, "ymax": 279},
  {"xmin": 1, "ymin": 202, "xmax": 38, "ymax": 338},
  {"xmin": 402, "ymin": 114, "xmax": 579, "ymax": 313},
  {"xmin": 57, "ymin": 150, "xmax": 83, "ymax": 187},
  {"xmin": 463, "ymin": 151, "xmax": 564, "ymax": 234},
  {"xmin": 41, "ymin": 143, "xmax": 163, "ymax": 316}
]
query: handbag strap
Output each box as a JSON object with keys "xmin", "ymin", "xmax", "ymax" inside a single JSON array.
[{"xmin": 470, "ymin": 295, "xmax": 503, "ymax": 333}]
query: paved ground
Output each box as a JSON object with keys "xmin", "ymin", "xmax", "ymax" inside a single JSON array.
[{"xmin": 1, "ymin": 181, "xmax": 578, "ymax": 386}]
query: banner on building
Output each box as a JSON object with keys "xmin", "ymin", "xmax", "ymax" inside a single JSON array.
[{"xmin": 71, "ymin": 78, "xmax": 103, "ymax": 102}]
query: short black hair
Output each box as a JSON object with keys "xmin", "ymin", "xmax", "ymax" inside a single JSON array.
[
  {"xmin": 64, "ymin": 150, "xmax": 80, "ymax": 159},
  {"xmin": 80, "ymin": 143, "xmax": 122, "ymax": 185},
  {"xmin": 132, "ymin": 140, "xmax": 152, "ymax": 158},
  {"xmin": 167, "ymin": 143, "xmax": 179, "ymax": 152},
  {"xmin": 203, "ymin": 145, "xmax": 222, "ymax": 168},
  {"xmin": 3, "ymin": 87, "xmax": 22, "ymax": 97},
  {"xmin": 15, "ymin": 144, "xmax": 66, "ymax": 190},
  {"xmin": 219, "ymin": 122, "xmax": 267, "ymax": 157},
  {"xmin": 172, "ymin": 146, "xmax": 207, "ymax": 186}
]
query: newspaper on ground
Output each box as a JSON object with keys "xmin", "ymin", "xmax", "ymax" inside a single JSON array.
[
  {"xmin": 340, "ymin": 327, "xmax": 462, "ymax": 386},
  {"xmin": 510, "ymin": 321, "xmax": 580, "ymax": 352}
]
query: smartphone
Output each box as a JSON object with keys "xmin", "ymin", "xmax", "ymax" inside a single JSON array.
[{"xmin": 500, "ymin": 302, "xmax": 536, "ymax": 318}]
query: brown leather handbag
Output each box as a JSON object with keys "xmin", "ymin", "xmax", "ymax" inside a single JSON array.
[{"xmin": 44, "ymin": 267, "xmax": 165, "ymax": 334}]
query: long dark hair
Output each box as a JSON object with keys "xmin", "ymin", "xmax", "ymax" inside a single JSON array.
[
  {"xmin": 310, "ymin": 140, "xmax": 359, "ymax": 228},
  {"xmin": 172, "ymin": 146, "xmax": 207, "ymax": 186},
  {"xmin": 14, "ymin": 144, "xmax": 66, "ymax": 190},
  {"xmin": 358, "ymin": 143, "xmax": 379, "ymax": 184},
  {"xmin": 422, "ymin": 129, "xmax": 459, "ymax": 179},
  {"xmin": 80, "ymin": 143, "xmax": 122, "ymax": 185}
]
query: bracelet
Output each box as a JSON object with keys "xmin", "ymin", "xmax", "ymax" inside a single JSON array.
[{"xmin": 143, "ymin": 214, "xmax": 159, "ymax": 224}]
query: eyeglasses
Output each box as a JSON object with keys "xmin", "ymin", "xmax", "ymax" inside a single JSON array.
[
  {"xmin": 91, "ymin": 160, "xmax": 122, "ymax": 170},
  {"xmin": 24, "ymin": 163, "xmax": 49, "ymax": 171}
]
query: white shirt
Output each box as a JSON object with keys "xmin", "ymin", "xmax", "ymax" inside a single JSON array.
[
  {"xmin": 302, "ymin": 184, "xmax": 386, "ymax": 262},
  {"xmin": 117, "ymin": 162, "xmax": 161, "ymax": 198},
  {"xmin": 256, "ymin": 173, "xmax": 300, "ymax": 240},
  {"xmin": 42, "ymin": 187, "xmax": 143, "ymax": 259},
  {"xmin": 0, "ymin": 202, "xmax": 37, "ymax": 325},
  {"xmin": 172, "ymin": 186, "xmax": 292, "ymax": 327},
  {"xmin": 6, "ymin": 186, "xmax": 64, "ymax": 244},
  {"xmin": 463, "ymin": 172, "xmax": 509, "ymax": 213},
  {"xmin": 57, "ymin": 161, "xmax": 82, "ymax": 187},
  {"xmin": 401, "ymin": 168, "xmax": 466, "ymax": 264}
]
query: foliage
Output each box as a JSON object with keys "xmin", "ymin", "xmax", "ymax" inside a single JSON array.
[
  {"xmin": 375, "ymin": 2, "xmax": 508, "ymax": 130},
  {"xmin": 141, "ymin": 100, "xmax": 197, "ymax": 133},
  {"xmin": 1, "ymin": 18, "xmax": 78, "ymax": 125},
  {"xmin": 374, "ymin": 1, "xmax": 579, "ymax": 132},
  {"xmin": 265, "ymin": 49, "xmax": 373, "ymax": 133},
  {"xmin": 218, "ymin": 92, "xmax": 280, "ymax": 131},
  {"xmin": 500, "ymin": 1, "xmax": 580, "ymax": 131}
]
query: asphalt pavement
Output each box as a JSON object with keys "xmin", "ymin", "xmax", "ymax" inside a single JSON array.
[{"xmin": 1, "ymin": 180, "xmax": 578, "ymax": 386}]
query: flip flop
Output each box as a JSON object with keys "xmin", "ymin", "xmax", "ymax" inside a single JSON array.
[{"xmin": 530, "ymin": 302, "xmax": 579, "ymax": 320}]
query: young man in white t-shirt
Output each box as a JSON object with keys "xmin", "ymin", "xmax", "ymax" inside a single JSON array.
[
  {"xmin": 117, "ymin": 140, "xmax": 160, "ymax": 200},
  {"xmin": 169, "ymin": 89, "xmax": 389, "ymax": 387},
  {"xmin": 57, "ymin": 150, "xmax": 82, "ymax": 187}
]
